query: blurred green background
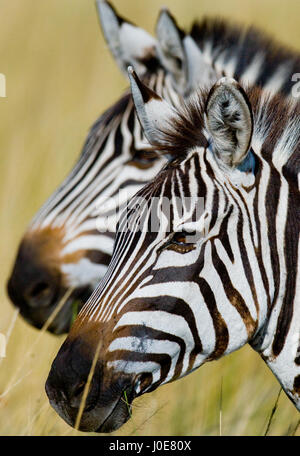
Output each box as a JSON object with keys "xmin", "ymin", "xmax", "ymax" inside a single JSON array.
[{"xmin": 0, "ymin": 0, "xmax": 299, "ymax": 436}]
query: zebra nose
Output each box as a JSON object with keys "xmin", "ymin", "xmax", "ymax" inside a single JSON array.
[
  {"xmin": 7, "ymin": 264, "xmax": 58, "ymax": 311},
  {"xmin": 6, "ymin": 230, "xmax": 76, "ymax": 333},
  {"xmin": 7, "ymin": 233, "xmax": 62, "ymax": 312},
  {"xmin": 45, "ymin": 338, "xmax": 103, "ymax": 426}
]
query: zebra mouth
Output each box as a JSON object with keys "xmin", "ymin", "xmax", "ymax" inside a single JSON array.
[
  {"xmin": 94, "ymin": 385, "xmax": 134, "ymax": 433},
  {"xmin": 46, "ymin": 286, "xmax": 93, "ymax": 335},
  {"xmin": 68, "ymin": 286, "xmax": 93, "ymax": 316},
  {"xmin": 39, "ymin": 287, "xmax": 92, "ymax": 336}
]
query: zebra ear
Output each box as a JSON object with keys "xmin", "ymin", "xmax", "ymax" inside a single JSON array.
[
  {"xmin": 96, "ymin": 1, "xmax": 157, "ymax": 76},
  {"xmin": 128, "ymin": 67, "xmax": 178, "ymax": 145},
  {"xmin": 204, "ymin": 77, "xmax": 253, "ymax": 168},
  {"xmin": 156, "ymin": 9, "xmax": 218, "ymax": 93},
  {"xmin": 155, "ymin": 8, "xmax": 187, "ymax": 91},
  {"xmin": 183, "ymin": 35, "xmax": 218, "ymax": 91}
]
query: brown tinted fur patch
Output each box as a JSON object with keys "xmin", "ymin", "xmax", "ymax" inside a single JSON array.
[
  {"xmin": 69, "ymin": 313, "xmax": 118, "ymax": 354},
  {"xmin": 25, "ymin": 225, "xmax": 86, "ymax": 266},
  {"xmin": 24, "ymin": 226, "xmax": 66, "ymax": 265}
]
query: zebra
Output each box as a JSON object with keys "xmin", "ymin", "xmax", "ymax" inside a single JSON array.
[
  {"xmin": 7, "ymin": 1, "xmax": 300, "ymax": 335},
  {"xmin": 45, "ymin": 70, "xmax": 300, "ymax": 433},
  {"xmin": 6, "ymin": 3, "xmax": 203, "ymax": 334}
]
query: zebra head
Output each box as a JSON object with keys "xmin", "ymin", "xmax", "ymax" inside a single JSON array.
[
  {"xmin": 46, "ymin": 72, "xmax": 300, "ymax": 432},
  {"xmin": 7, "ymin": 2, "xmax": 215, "ymax": 334}
]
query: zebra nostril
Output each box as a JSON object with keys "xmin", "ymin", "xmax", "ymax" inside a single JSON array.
[
  {"xmin": 30, "ymin": 282, "xmax": 50, "ymax": 298},
  {"xmin": 73, "ymin": 381, "xmax": 86, "ymax": 398},
  {"xmin": 69, "ymin": 381, "xmax": 88, "ymax": 409},
  {"xmin": 26, "ymin": 281, "xmax": 53, "ymax": 308}
]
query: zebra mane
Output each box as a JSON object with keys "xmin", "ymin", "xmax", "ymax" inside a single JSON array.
[
  {"xmin": 190, "ymin": 17, "xmax": 300, "ymax": 96},
  {"xmin": 155, "ymin": 86, "xmax": 300, "ymax": 180}
]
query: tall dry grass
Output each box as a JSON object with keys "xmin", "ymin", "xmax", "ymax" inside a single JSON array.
[{"xmin": 0, "ymin": 0, "xmax": 299, "ymax": 436}]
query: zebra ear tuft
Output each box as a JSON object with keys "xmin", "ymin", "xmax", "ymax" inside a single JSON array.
[
  {"xmin": 156, "ymin": 8, "xmax": 187, "ymax": 91},
  {"xmin": 204, "ymin": 77, "xmax": 253, "ymax": 168},
  {"xmin": 96, "ymin": 1, "xmax": 157, "ymax": 76},
  {"xmin": 128, "ymin": 67, "xmax": 178, "ymax": 145}
]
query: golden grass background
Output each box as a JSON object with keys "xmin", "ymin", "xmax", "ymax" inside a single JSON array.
[{"xmin": 0, "ymin": 0, "xmax": 299, "ymax": 436}]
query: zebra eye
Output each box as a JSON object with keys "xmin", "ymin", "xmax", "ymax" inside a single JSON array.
[
  {"xmin": 166, "ymin": 231, "xmax": 196, "ymax": 254},
  {"xmin": 128, "ymin": 149, "xmax": 157, "ymax": 169},
  {"xmin": 172, "ymin": 232, "xmax": 190, "ymax": 244},
  {"xmin": 174, "ymin": 57, "xmax": 183, "ymax": 71}
]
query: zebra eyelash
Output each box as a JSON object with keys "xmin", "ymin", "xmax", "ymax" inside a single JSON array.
[
  {"xmin": 158, "ymin": 230, "xmax": 197, "ymax": 255},
  {"xmin": 131, "ymin": 149, "xmax": 158, "ymax": 163}
]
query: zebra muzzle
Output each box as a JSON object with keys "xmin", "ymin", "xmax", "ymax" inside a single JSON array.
[{"xmin": 45, "ymin": 335, "xmax": 136, "ymax": 433}]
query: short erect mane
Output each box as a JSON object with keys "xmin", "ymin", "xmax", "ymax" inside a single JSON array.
[
  {"xmin": 191, "ymin": 17, "xmax": 300, "ymax": 96},
  {"xmin": 156, "ymin": 86, "xmax": 300, "ymax": 181}
]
